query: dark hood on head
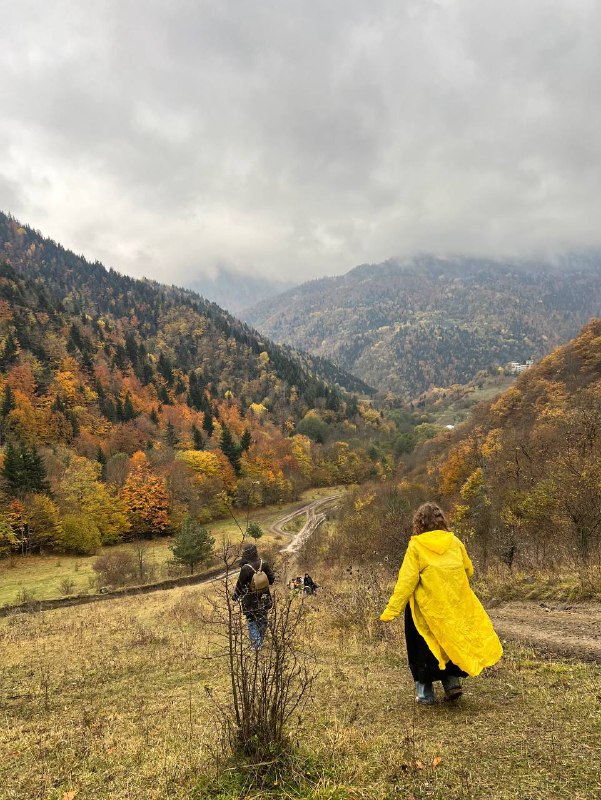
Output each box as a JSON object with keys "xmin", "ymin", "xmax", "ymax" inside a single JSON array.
[{"xmin": 241, "ymin": 543, "xmax": 260, "ymax": 568}]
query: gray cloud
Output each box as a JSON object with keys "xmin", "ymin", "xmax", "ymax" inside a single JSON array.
[{"xmin": 1, "ymin": 0, "xmax": 600, "ymax": 284}]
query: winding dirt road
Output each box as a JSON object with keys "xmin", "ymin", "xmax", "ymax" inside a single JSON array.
[{"xmin": 272, "ymin": 494, "xmax": 339, "ymax": 557}]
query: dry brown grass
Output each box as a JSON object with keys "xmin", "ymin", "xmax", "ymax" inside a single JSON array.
[
  {"xmin": 1, "ymin": 571, "xmax": 600, "ymax": 800},
  {"xmin": 473, "ymin": 563, "xmax": 601, "ymax": 604}
]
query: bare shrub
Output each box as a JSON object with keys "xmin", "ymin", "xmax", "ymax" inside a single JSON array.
[
  {"xmin": 59, "ymin": 578, "xmax": 75, "ymax": 596},
  {"xmin": 16, "ymin": 587, "xmax": 37, "ymax": 604},
  {"xmin": 92, "ymin": 551, "xmax": 138, "ymax": 588},
  {"xmin": 132, "ymin": 541, "xmax": 157, "ymax": 583},
  {"xmin": 203, "ymin": 541, "xmax": 315, "ymax": 760}
]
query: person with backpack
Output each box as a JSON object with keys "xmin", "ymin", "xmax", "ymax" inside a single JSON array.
[
  {"xmin": 380, "ymin": 502, "xmax": 502, "ymax": 705},
  {"xmin": 303, "ymin": 573, "xmax": 317, "ymax": 595},
  {"xmin": 232, "ymin": 543, "xmax": 275, "ymax": 649}
]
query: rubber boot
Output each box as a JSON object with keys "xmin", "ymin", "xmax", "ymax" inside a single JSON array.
[
  {"xmin": 415, "ymin": 681, "xmax": 436, "ymax": 705},
  {"xmin": 441, "ymin": 675, "xmax": 462, "ymax": 701}
]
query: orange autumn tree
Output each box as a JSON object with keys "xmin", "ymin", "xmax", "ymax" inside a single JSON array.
[{"xmin": 120, "ymin": 451, "xmax": 171, "ymax": 538}]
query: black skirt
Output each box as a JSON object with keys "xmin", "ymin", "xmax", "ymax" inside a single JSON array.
[{"xmin": 404, "ymin": 604, "xmax": 467, "ymax": 683}]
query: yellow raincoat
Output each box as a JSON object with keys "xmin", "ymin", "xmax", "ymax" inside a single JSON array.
[{"xmin": 380, "ymin": 530, "xmax": 502, "ymax": 676}]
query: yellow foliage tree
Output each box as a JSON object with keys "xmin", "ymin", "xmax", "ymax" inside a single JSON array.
[{"xmin": 58, "ymin": 455, "xmax": 130, "ymax": 545}]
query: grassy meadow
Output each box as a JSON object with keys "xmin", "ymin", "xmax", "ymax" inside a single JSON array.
[
  {"xmin": 0, "ymin": 488, "xmax": 338, "ymax": 608},
  {"xmin": 1, "ymin": 569, "xmax": 599, "ymax": 800}
]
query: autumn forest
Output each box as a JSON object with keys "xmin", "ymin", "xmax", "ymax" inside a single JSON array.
[{"xmin": 0, "ymin": 212, "xmax": 388, "ymax": 563}]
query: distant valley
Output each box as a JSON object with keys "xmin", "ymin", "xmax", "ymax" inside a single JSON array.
[{"xmin": 245, "ymin": 255, "xmax": 601, "ymax": 398}]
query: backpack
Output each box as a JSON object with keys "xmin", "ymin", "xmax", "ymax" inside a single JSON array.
[{"xmin": 248, "ymin": 560, "xmax": 270, "ymax": 593}]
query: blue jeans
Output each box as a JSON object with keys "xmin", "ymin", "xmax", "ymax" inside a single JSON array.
[{"xmin": 247, "ymin": 617, "xmax": 268, "ymax": 650}]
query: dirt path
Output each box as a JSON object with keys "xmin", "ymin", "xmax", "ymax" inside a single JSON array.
[
  {"xmin": 272, "ymin": 495, "xmax": 338, "ymax": 558},
  {"xmin": 489, "ymin": 600, "xmax": 601, "ymax": 663}
]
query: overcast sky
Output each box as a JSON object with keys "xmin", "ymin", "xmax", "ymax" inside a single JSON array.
[{"xmin": 1, "ymin": 0, "xmax": 600, "ymax": 285}]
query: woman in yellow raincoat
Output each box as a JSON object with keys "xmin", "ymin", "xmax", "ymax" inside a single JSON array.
[{"xmin": 380, "ymin": 502, "xmax": 502, "ymax": 704}]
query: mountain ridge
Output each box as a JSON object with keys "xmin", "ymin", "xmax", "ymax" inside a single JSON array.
[
  {"xmin": 244, "ymin": 254, "xmax": 601, "ymax": 397},
  {"xmin": 0, "ymin": 211, "xmax": 372, "ymax": 396}
]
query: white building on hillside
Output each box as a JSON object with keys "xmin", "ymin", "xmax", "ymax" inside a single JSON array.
[{"xmin": 509, "ymin": 359, "xmax": 534, "ymax": 375}]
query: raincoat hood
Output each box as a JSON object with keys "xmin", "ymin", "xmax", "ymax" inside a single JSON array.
[{"xmin": 414, "ymin": 529, "xmax": 455, "ymax": 555}]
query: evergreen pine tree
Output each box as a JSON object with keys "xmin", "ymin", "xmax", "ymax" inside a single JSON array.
[
  {"xmin": 220, "ymin": 423, "xmax": 241, "ymax": 474},
  {"xmin": 245, "ymin": 521, "xmax": 263, "ymax": 541},
  {"xmin": 123, "ymin": 392, "xmax": 136, "ymax": 421},
  {"xmin": 1, "ymin": 441, "xmax": 23, "ymax": 493},
  {"xmin": 141, "ymin": 363, "xmax": 154, "ymax": 385},
  {"xmin": 191, "ymin": 424, "xmax": 205, "ymax": 450},
  {"xmin": 164, "ymin": 421, "xmax": 179, "ymax": 448},
  {"xmin": 202, "ymin": 410, "xmax": 214, "ymax": 437},
  {"xmin": 169, "ymin": 516, "xmax": 215, "ymax": 575},
  {"xmin": 158, "ymin": 353, "xmax": 174, "ymax": 385},
  {"xmin": 0, "ymin": 332, "xmax": 18, "ymax": 369},
  {"xmin": 150, "ymin": 407, "xmax": 159, "ymax": 425},
  {"xmin": 22, "ymin": 444, "xmax": 51, "ymax": 494},
  {"xmin": 240, "ymin": 427, "xmax": 252, "ymax": 452},
  {"xmin": 0, "ymin": 384, "xmax": 16, "ymax": 418},
  {"xmin": 96, "ymin": 446, "xmax": 107, "ymax": 479},
  {"xmin": 1, "ymin": 442, "xmax": 50, "ymax": 497}
]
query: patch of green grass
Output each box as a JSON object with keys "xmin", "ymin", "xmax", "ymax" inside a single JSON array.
[
  {"xmin": 0, "ymin": 488, "xmax": 345, "ymax": 608},
  {"xmin": 282, "ymin": 513, "xmax": 307, "ymax": 534}
]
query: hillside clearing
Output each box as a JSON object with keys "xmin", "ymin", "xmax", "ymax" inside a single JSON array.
[{"xmin": 1, "ymin": 579, "xmax": 600, "ymax": 800}]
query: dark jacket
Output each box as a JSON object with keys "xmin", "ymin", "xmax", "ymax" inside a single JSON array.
[
  {"xmin": 232, "ymin": 558, "xmax": 275, "ymax": 619},
  {"xmin": 303, "ymin": 574, "xmax": 317, "ymax": 591}
]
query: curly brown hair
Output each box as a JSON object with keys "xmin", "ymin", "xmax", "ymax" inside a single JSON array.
[{"xmin": 412, "ymin": 502, "xmax": 449, "ymax": 535}]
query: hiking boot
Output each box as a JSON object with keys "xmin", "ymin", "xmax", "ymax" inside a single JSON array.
[
  {"xmin": 415, "ymin": 681, "xmax": 436, "ymax": 705},
  {"xmin": 441, "ymin": 675, "xmax": 462, "ymax": 701}
]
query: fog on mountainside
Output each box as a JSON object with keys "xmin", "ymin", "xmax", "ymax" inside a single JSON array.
[
  {"xmin": 189, "ymin": 268, "xmax": 296, "ymax": 316},
  {"xmin": 245, "ymin": 254, "xmax": 601, "ymax": 398}
]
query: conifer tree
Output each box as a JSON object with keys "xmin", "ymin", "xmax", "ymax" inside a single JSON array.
[
  {"xmin": 1, "ymin": 441, "xmax": 21, "ymax": 493},
  {"xmin": 202, "ymin": 410, "xmax": 214, "ymax": 437},
  {"xmin": 123, "ymin": 392, "xmax": 137, "ymax": 421},
  {"xmin": 169, "ymin": 515, "xmax": 214, "ymax": 574},
  {"xmin": 1, "ymin": 442, "xmax": 50, "ymax": 497},
  {"xmin": 164, "ymin": 421, "xmax": 179, "ymax": 448},
  {"xmin": 240, "ymin": 427, "xmax": 252, "ymax": 452},
  {"xmin": 0, "ymin": 384, "xmax": 16, "ymax": 418},
  {"xmin": 245, "ymin": 521, "xmax": 263, "ymax": 541},
  {"xmin": 220, "ymin": 423, "xmax": 241, "ymax": 474},
  {"xmin": 0, "ymin": 332, "xmax": 19, "ymax": 369},
  {"xmin": 191, "ymin": 424, "xmax": 205, "ymax": 450},
  {"xmin": 96, "ymin": 446, "xmax": 107, "ymax": 479}
]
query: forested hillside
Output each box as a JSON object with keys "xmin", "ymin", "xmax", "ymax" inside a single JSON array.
[
  {"xmin": 430, "ymin": 318, "xmax": 601, "ymax": 568},
  {"xmin": 0, "ymin": 213, "xmax": 386, "ymax": 558},
  {"xmin": 246, "ymin": 256, "xmax": 601, "ymax": 398},
  {"xmin": 327, "ymin": 320, "xmax": 601, "ymax": 574}
]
